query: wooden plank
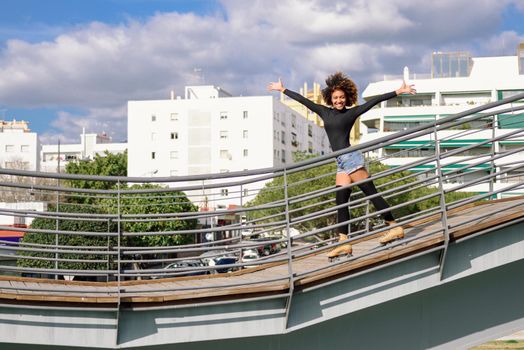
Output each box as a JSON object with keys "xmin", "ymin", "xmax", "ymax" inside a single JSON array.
[{"xmin": 295, "ymin": 235, "xmax": 443, "ymax": 286}]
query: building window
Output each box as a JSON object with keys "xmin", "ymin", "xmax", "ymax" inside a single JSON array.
[
  {"xmin": 221, "ymin": 189, "xmax": 229, "ymax": 197},
  {"xmin": 170, "ymin": 151, "xmax": 178, "ymax": 159},
  {"xmin": 220, "ymin": 150, "xmax": 230, "ymax": 159},
  {"xmin": 5, "ymin": 145, "xmax": 14, "ymax": 152},
  {"xmin": 291, "ymin": 114, "xmax": 297, "ymax": 128},
  {"xmin": 243, "ymin": 111, "xmax": 248, "ymax": 119},
  {"xmin": 220, "ymin": 130, "xmax": 228, "ymax": 139},
  {"xmin": 151, "ymin": 132, "xmax": 157, "ymax": 141},
  {"xmin": 170, "ymin": 113, "xmax": 178, "ymax": 121},
  {"xmin": 281, "ymin": 131, "xmax": 286, "ymax": 144},
  {"xmin": 242, "ymin": 130, "xmax": 248, "ymax": 139},
  {"xmin": 308, "ymin": 124, "xmax": 313, "ymax": 137},
  {"xmin": 281, "ymin": 149, "xmax": 286, "ymax": 163},
  {"xmin": 151, "ymin": 152, "xmax": 156, "ymax": 159},
  {"xmin": 220, "ymin": 111, "xmax": 228, "ymax": 120},
  {"xmin": 308, "ymin": 141, "xmax": 313, "ymax": 153},
  {"xmin": 291, "ymin": 132, "xmax": 298, "ymax": 147},
  {"xmin": 171, "ymin": 132, "xmax": 178, "ymax": 140},
  {"xmin": 243, "ymin": 188, "xmax": 249, "ymax": 197},
  {"xmin": 151, "ymin": 115, "xmax": 156, "ymax": 122},
  {"xmin": 243, "ymin": 149, "xmax": 248, "ymax": 157},
  {"xmin": 21, "ymin": 145, "xmax": 30, "ymax": 153}
]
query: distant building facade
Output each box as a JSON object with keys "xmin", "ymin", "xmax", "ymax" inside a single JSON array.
[
  {"xmin": 0, "ymin": 120, "xmax": 40, "ymax": 171},
  {"xmin": 127, "ymin": 85, "xmax": 330, "ymax": 210},
  {"xmin": 41, "ymin": 130, "xmax": 127, "ymax": 173}
]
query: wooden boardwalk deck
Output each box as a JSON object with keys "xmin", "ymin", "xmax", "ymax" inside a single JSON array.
[{"xmin": 1, "ymin": 197, "xmax": 523, "ymax": 306}]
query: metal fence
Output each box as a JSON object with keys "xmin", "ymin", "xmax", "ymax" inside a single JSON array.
[{"xmin": 1, "ymin": 92, "xmax": 524, "ymax": 303}]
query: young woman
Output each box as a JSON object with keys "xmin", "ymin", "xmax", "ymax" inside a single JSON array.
[{"xmin": 268, "ymin": 72, "xmax": 416, "ymax": 259}]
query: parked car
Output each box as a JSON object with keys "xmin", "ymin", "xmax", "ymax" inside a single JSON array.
[
  {"xmin": 208, "ymin": 256, "xmax": 238, "ymax": 274},
  {"xmin": 152, "ymin": 260, "xmax": 207, "ymax": 279},
  {"xmin": 252, "ymin": 237, "xmax": 281, "ymax": 256},
  {"xmin": 199, "ymin": 249, "xmax": 235, "ymax": 266},
  {"xmin": 241, "ymin": 250, "xmax": 260, "ymax": 269}
]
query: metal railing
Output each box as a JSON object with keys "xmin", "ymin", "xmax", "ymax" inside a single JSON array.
[{"xmin": 0, "ymin": 93, "xmax": 524, "ymax": 305}]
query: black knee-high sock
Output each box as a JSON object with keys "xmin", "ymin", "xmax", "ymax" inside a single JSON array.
[
  {"xmin": 335, "ymin": 186, "xmax": 351, "ymax": 234},
  {"xmin": 357, "ymin": 181, "xmax": 395, "ymax": 222}
]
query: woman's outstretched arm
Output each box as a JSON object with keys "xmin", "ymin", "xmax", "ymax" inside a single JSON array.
[
  {"xmin": 353, "ymin": 81, "xmax": 416, "ymax": 116},
  {"xmin": 268, "ymin": 78, "xmax": 326, "ymax": 116}
]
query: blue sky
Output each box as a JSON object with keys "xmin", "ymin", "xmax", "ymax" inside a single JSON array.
[
  {"xmin": 0, "ymin": 0, "xmax": 221, "ymax": 42},
  {"xmin": 0, "ymin": 0, "xmax": 523, "ymax": 144}
]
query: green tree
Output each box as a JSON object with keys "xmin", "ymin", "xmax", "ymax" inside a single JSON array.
[
  {"xmin": 17, "ymin": 203, "xmax": 117, "ymax": 270},
  {"xmin": 102, "ymin": 184, "xmax": 198, "ymax": 247},
  {"xmin": 65, "ymin": 150, "xmax": 127, "ymax": 197},
  {"xmin": 18, "ymin": 149, "xmax": 200, "ymax": 274},
  {"xmin": 247, "ymin": 152, "xmax": 476, "ymax": 237},
  {"xmin": 246, "ymin": 152, "xmax": 336, "ymax": 233}
]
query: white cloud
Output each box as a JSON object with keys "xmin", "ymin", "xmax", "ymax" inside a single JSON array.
[
  {"xmin": 0, "ymin": 0, "xmax": 522, "ymax": 142},
  {"xmin": 38, "ymin": 105, "xmax": 127, "ymax": 144},
  {"xmin": 513, "ymin": 0, "xmax": 524, "ymax": 10},
  {"xmin": 480, "ymin": 31, "xmax": 524, "ymax": 56}
]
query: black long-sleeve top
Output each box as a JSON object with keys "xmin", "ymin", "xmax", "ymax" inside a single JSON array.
[{"xmin": 283, "ymin": 89, "xmax": 397, "ymax": 151}]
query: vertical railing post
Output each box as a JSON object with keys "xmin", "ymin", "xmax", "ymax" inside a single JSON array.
[
  {"xmin": 117, "ymin": 180, "xmax": 122, "ymax": 293},
  {"xmin": 489, "ymin": 114, "xmax": 497, "ymax": 198},
  {"xmin": 364, "ymin": 201, "xmax": 370, "ymax": 234},
  {"xmin": 239, "ymin": 184, "xmax": 244, "ymax": 262},
  {"xmin": 54, "ymin": 139, "xmax": 60, "ymax": 280},
  {"xmin": 434, "ymin": 126, "xmax": 450, "ymax": 279},
  {"xmin": 114, "ymin": 180, "xmax": 122, "ymax": 347},
  {"xmin": 283, "ymin": 167, "xmax": 295, "ymax": 329},
  {"xmin": 364, "ymin": 158, "xmax": 370, "ymax": 233},
  {"xmin": 107, "ymin": 219, "xmax": 111, "ymax": 283}
]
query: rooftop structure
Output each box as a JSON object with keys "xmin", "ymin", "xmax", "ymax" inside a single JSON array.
[{"xmin": 360, "ymin": 45, "xmax": 524, "ymax": 197}]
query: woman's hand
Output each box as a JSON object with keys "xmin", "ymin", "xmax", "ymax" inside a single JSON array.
[
  {"xmin": 395, "ymin": 81, "xmax": 416, "ymax": 95},
  {"xmin": 267, "ymin": 78, "xmax": 285, "ymax": 92}
]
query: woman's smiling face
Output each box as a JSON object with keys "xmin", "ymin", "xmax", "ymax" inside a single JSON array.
[{"xmin": 331, "ymin": 89, "xmax": 346, "ymax": 110}]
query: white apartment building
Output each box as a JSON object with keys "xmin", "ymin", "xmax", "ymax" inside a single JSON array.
[
  {"xmin": 127, "ymin": 85, "xmax": 330, "ymax": 210},
  {"xmin": 360, "ymin": 46, "xmax": 524, "ymax": 196},
  {"xmin": 0, "ymin": 120, "xmax": 40, "ymax": 171},
  {"xmin": 41, "ymin": 130, "xmax": 127, "ymax": 173}
]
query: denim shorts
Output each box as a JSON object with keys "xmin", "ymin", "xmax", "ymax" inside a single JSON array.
[{"xmin": 336, "ymin": 151, "xmax": 365, "ymax": 174}]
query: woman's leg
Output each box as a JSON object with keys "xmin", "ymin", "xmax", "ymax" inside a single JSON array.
[
  {"xmin": 335, "ymin": 173, "xmax": 352, "ymax": 234},
  {"xmin": 328, "ymin": 173, "xmax": 353, "ymax": 259},
  {"xmin": 349, "ymin": 168, "xmax": 404, "ymax": 243},
  {"xmin": 349, "ymin": 168, "xmax": 394, "ymax": 222}
]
